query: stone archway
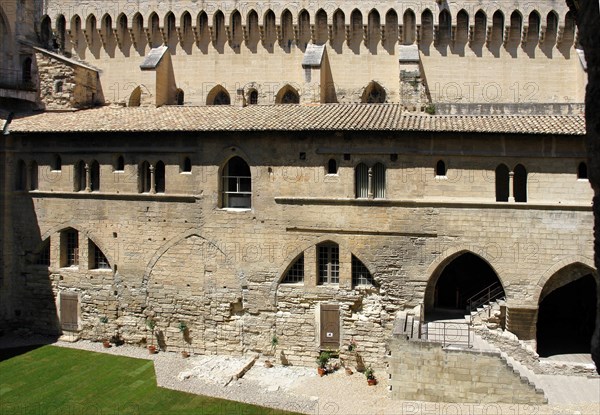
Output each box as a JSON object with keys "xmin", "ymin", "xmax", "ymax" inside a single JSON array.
[
  {"xmin": 536, "ymin": 263, "xmax": 598, "ymax": 357},
  {"xmin": 425, "ymin": 251, "xmax": 505, "ymax": 319}
]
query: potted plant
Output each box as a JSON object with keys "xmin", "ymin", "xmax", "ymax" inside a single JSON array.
[
  {"xmin": 264, "ymin": 334, "xmax": 278, "ymax": 367},
  {"xmin": 316, "ymin": 351, "xmax": 331, "ymax": 377},
  {"xmin": 347, "ymin": 337, "xmax": 357, "ymax": 352},
  {"xmin": 365, "ymin": 366, "xmax": 377, "ymax": 386},
  {"xmin": 178, "ymin": 321, "xmax": 189, "ymax": 358},
  {"xmin": 146, "ymin": 318, "xmax": 157, "ymax": 354},
  {"xmin": 100, "ymin": 316, "xmax": 111, "ymax": 348}
]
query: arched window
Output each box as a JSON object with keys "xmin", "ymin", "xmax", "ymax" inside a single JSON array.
[
  {"xmin": 373, "ymin": 163, "xmax": 385, "ymax": 198},
  {"xmin": 495, "ymin": 164, "xmax": 509, "ymax": 202},
  {"xmin": 352, "ymin": 255, "xmax": 374, "ymax": 286},
  {"xmin": 74, "ymin": 160, "xmax": 86, "ymax": 192},
  {"xmin": 207, "ymin": 85, "xmax": 230, "ymax": 105},
  {"xmin": 578, "ymin": 162, "xmax": 588, "ymax": 180},
  {"xmin": 318, "ymin": 242, "xmax": 339, "ymax": 284},
  {"xmin": 513, "ymin": 164, "xmax": 527, "ymax": 202},
  {"xmin": 282, "ymin": 254, "xmax": 304, "ymax": 283},
  {"xmin": 182, "ymin": 157, "xmax": 192, "ymax": 173},
  {"xmin": 155, "ymin": 161, "xmax": 165, "ymax": 193},
  {"xmin": 40, "ymin": 15, "xmax": 52, "ymax": 48},
  {"xmin": 30, "ymin": 161, "xmax": 38, "ymax": 190},
  {"xmin": 355, "ymin": 163, "xmax": 368, "ymax": 198},
  {"xmin": 139, "ymin": 161, "xmax": 151, "ymax": 193},
  {"xmin": 362, "ymin": 81, "xmax": 386, "ymax": 103},
  {"xmin": 222, "ymin": 156, "xmax": 251, "ymax": 209},
  {"xmin": 15, "ymin": 160, "xmax": 26, "ymax": 191},
  {"xmin": 249, "ymin": 89, "xmax": 258, "ymax": 105},
  {"xmin": 90, "ymin": 160, "xmax": 100, "ymax": 191},
  {"xmin": 327, "ymin": 159, "xmax": 338, "ymax": 174},
  {"xmin": 436, "ymin": 160, "xmax": 446, "ymax": 176},
  {"xmin": 276, "ymin": 85, "xmax": 299, "ymax": 104},
  {"xmin": 89, "ymin": 240, "xmax": 110, "ymax": 269},
  {"xmin": 52, "ymin": 154, "xmax": 62, "ymax": 171},
  {"xmin": 115, "ymin": 155, "xmax": 124, "ymax": 172}
]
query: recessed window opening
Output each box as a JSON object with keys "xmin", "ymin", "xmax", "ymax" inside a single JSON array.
[
  {"xmin": 282, "ymin": 254, "xmax": 304, "ymax": 283},
  {"xmin": 318, "ymin": 243, "xmax": 339, "ymax": 284},
  {"xmin": 327, "ymin": 159, "xmax": 338, "ymax": 174},
  {"xmin": 222, "ymin": 156, "xmax": 251, "ymax": 209}
]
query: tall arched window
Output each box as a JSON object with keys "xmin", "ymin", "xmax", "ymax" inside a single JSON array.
[
  {"xmin": 16, "ymin": 160, "xmax": 26, "ymax": 191},
  {"xmin": 222, "ymin": 156, "xmax": 251, "ymax": 209},
  {"xmin": 373, "ymin": 163, "xmax": 385, "ymax": 198},
  {"xmin": 436, "ymin": 160, "xmax": 446, "ymax": 176},
  {"xmin": 139, "ymin": 161, "xmax": 151, "ymax": 193},
  {"xmin": 355, "ymin": 163, "xmax": 368, "ymax": 198},
  {"xmin": 30, "ymin": 161, "xmax": 38, "ymax": 190},
  {"xmin": 90, "ymin": 160, "xmax": 100, "ymax": 191},
  {"xmin": 155, "ymin": 161, "xmax": 165, "ymax": 193},
  {"xmin": 74, "ymin": 160, "xmax": 86, "ymax": 192},
  {"xmin": 513, "ymin": 164, "xmax": 527, "ymax": 202},
  {"xmin": 495, "ymin": 164, "xmax": 509, "ymax": 202},
  {"xmin": 578, "ymin": 162, "xmax": 588, "ymax": 180}
]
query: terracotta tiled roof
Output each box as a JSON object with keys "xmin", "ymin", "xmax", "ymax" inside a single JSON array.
[{"xmin": 7, "ymin": 104, "xmax": 585, "ymax": 135}]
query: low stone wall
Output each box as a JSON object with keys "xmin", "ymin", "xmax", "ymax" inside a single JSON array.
[{"xmin": 387, "ymin": 337, "xmax": 547, "ymax": 404}]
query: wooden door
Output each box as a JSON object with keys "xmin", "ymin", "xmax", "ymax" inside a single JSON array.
[{"xmin": 320, "ymin": 304, "xmax": 340, "ymax": 348}]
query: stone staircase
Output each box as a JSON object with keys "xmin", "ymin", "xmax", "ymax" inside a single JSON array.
[{"xmin": 465, "ymin": 298, "xmax": 506, "ymax": 328}]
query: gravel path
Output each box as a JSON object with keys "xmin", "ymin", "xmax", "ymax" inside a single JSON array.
[{"xmin": 1, "ymin": 335, "xmax": 598, "ymax": 415}]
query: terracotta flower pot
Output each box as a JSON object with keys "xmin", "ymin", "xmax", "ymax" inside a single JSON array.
[
  {"xmin": 181, "ymin": 351, "xmax": 189, "ymax": 358},
  {"xmin": 148, "ymin": 345, "xmax": 157, "ymax": 354},
  {"xmin": 345, "ymin": 367, "xmax": 353, "ymax": 375},
  {"xmin": 102, "ymin": 339, "xmax": 111, "ymax": 348},
  {"xmin": 367, "ymin": 378, "xmax": 377, "ymax": 386},
  {"xmin": 317, "ymin": 367, "xmax": 326, "ymax": 377}
]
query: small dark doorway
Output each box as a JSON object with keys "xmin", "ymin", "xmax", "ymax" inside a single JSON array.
[
  {"xmin": 432, "ymin": 253, "xmax": 504, "ymax": 313},
  {"xmin": 537, "ymin": 274, "xmax": 597, "ymax": 357}
]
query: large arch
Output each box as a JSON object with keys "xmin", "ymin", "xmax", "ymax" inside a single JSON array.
[
  {"xmin": 536, "ymin": 262, "xmax": 598, "ymax": 357},
  {"xmin": 425, "ymin": 250, "xmax": 505, "ymax": 318}
]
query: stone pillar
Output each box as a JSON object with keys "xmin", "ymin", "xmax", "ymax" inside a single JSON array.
[
  {"xmin": 149, "ymin": 164, "xmax": 156, "ymax": 194},
  {"xmin": 367, "ymin": 166, "xmax": 373, "ymax": 199},
  {"xmin": 84, "ymin": 163, "xmax": 91, "ymax": 192},
  {"xmin": 339, "ymin": 245, "xmax": 352, "ymax": 289},
  {"xmin": 508, "ymin": 170, "xmax": 515, "ymax": 202},
  {"xmin": 506, "ymin": 306, "xmax": 537, "ymax": 349},
  {"xmin": 305, "ymin": 245, "xmax": 317, "ymax": 288}
]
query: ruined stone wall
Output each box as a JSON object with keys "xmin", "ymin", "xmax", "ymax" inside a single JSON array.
[
  {"xmin": 3, "ymin": 128, "xmax": 593, "ymax": 364},
  {"xmin": 37, "ymin": 0, "xmax": 583, "ymax": 107},
  {"xmin": 387, "ymin": 337, "xmax": 548, "ymax": 404}
]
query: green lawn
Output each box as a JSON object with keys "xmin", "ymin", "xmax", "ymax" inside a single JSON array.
[{"xmin": 0, "ymin": 345, "xmax": 301, "ymax": 415}]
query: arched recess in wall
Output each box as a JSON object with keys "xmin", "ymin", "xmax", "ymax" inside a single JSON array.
[
  {"xmin": 298, "ymin": 9, "xmax": 311, "ymax": 52},
  {"xmin": 536, "ymin": 262, "xmax": 598, "ymax": 357},
  {"xmin": 384, "ymin": 9, "xmax": 398, "ymax": 54},
  {"xmin": 180, "ymin": 11, "xmax": 194, "ymax": 53},
  {"xmin": 525, "ymin": 10, "xmax": 541, "ymax": 57},
  {"xmin": 101, "ymin": 13, "xmax": 116, "ymax": 56},
  {"xmin": 541, "ymin": 11, "xmax": 558, "ymax": 57},
  {"xmin": 263, "ymin": 9, "xmax": 277, "ymax": 52},
  {"xmin": 513, "ymin": 164, "xmax": 527, "ymax": 202},
  {"xmin": 148, "ymin": 12, "xmax": 162, "ymax": 47},
  {"xmin": 367, "ymin": 9, "xmax": 381, "ymax": 54},
  {"xmin": 164, "ymin": 12, "xmax": 177, "ymax": 50},
  {"xmin": 275, "ymin": 85, "xmax": 300, "ymax": 104},
  {"xmin": 403, "ymin": 9, "xmax": 416, "ymax": 45},
  {"xmin": 196, "ymin": 12, "xmax": 210, "ymax": 53},
  {"xmin": 229, "ymin": 10, "xmax": 242, "ymax": 52},
  {"xmin": 55, "ymin": 14, "xmax": 66, "ymax": 52},
  {"xmin": 0, "ymin": 6, "xmax": 10, "ymax": 62},
  {"xmin": 131, "ymin": 13, "xmax": 147, "ymax": 54},
  {"xmin": 495, "ymin": 164, "xmax": 509, "ymax": 202},
  {"xmin": 213, "ymin": 10, "xmax": 226, "ymax": 52},
  {"xmin": 361, "ymin": 81, "xmax": 386, "ymax": 103},
  {"xmin": 490, "ymin": 10, "xmax": 504, "ymax": 57},
  {"xmin": 349, "ymin": 9, "xmax": 362, "ymax": 54},
  {"xmin": 116, "ymin": 13, "xmax": 131, "ymax": 54},
  {"xmin": 420, "ymin": 9, "xmax": 434, "ymax": 54},
  {"xmin": 281, "ymin": 9, "xmax": 294, "ymax": 52},
  {"xmin": 86, "ymin": 14, "xmax": 101, "ymax": 57},
  {"xmin": 507, "ymin": 10, "xmax": 522, "ymax": 56},
  {"xmin": 424, "ymin": 250, "xmax": 505, "ymax": 317},
  {"xmin": 246, "ymin": 10, "xmax": 260, "ymax": 52},
  {"xmin": 472, "ymin": 10, "xmax": 486, "ymax": 55},
  {"xmin": 314, "ymin": 9, "xmax": 328, "ymax": 46},
  {"xmin": 331, "ymin": 9, "xmax": 345, "ymax": 53},
  {"xmin": 437, "ymin": 9, "xmax": 451, "ymax": 50},
  {"xmin": 206, "ymin": 85, "xmax": 230, "ymax": 105}
]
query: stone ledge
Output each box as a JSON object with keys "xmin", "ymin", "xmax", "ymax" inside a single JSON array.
[
  {"xmin": 22, "ymin": 190, "xmax": 199, "ymax": 203},
  {"xmin": 275, "ymin": 197, "xmax": 592, "ymax": 211}
]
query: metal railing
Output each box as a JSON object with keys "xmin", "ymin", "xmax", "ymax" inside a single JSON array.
[
  {"xmin": 421, "ymin": 321, "xmax": 472, "ymax": 348},
  {"xmin": 466, "ymin": 282, "xmax": 505, "ymax": 312},
  {"xmin": 0, "ymin": 68, "xmax": 36, "ymax": 91}
]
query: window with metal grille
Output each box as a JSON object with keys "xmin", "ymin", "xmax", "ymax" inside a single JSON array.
[
  {"xmin": 282, "ymin": 254, "xmax": 304, "ymax": 283},
  {"xmin": 355, "ymin": 163, "xmax": 368, "ymax": 198},
  {"xmin": 61, "ymin": 229, "xmax": 78, "ymax": 267},
  {"xmin": 318, "ymin": 243, "xmax": 339, "ymax": 284},
  {"xmin": 90, "ymin": 241, "xmax": 110, "ymax": 270},
  {"xmin": 222, "ymin": 156, "xmax": 251, "ymax": 209},
  {"xmin": 373, "ymin": 163, "xmax": 385, "ymax": 198},
  {"xmin": 352, "ymin": 255, "xmax": 374, "ymax": 286}
]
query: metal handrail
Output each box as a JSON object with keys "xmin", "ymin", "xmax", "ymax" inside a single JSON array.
[
  {"xmin": 420, "ymin": 321, "xmax": 472, "ymax": 348},
  {"xmin": 466, "ymin": 282, "xmax": 505, "ymax": 312}
]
